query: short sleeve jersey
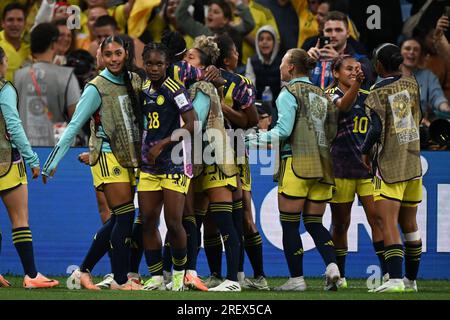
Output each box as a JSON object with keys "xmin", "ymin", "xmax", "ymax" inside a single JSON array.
[
  {"xmin": 141, "ymin": 76, "xmax": 193, "ymax": 175},
  {"xmin": 329, "ymin": 86, "xmax": 370, "ymax": 179}
]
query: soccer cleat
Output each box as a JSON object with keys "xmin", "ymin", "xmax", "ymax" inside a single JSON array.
[
  {"xmin": 242, "ymin": 276, "xmax": 270, "ymax": 291},
  {"xmin": 172, "ymin": 270, "xmax": 185, "ymax": 291},
  {"xmin": 383, "ymin": 273, "xmax": 390, "ymax": 283},
  {"xmin": 141, "ymin": 275, "xmax": 166, "ymax": 291},
  {"xmin": 95, "ymin": 273, "xmax": 114, "ymax": 289},
  {"xmin": 324, "ymin": 263, "xmax": 340, "ymax": 291},
  {"xmin": 127, "ymin": 272, "xmax": 143, "ymax": 285},
  {"xmin": 23, "ymin": 273, "xmax": 59, "ymax": 289},
  {"xmin": 68, "ymin": 269, "xmax": 100, "ymax": 290},
  {"xmin": 273, "ymin": 277, "xmax": 307, "ymax": 291},
  {"xmin": 209, "ymin": 279, "xmax": 241, "ymax": 292},
  {"xmin": 403, "ymin": 277, "xmax": 418, "ymax": 292},
  {"xmin": 337, "ymin": 277, "xmax": 348, "ymax": 289},
  {"xmin": 163, "ymin": 270, "xmax": 172, "ymax": 286},
  {"xmin": 374, "ymin": 279, "xmax": 405, "ymax": 293},
  {"xmin": 0, "ymin": 274, "xmax": 11, "ymax": 287},
  {"xmin": 204, "ymin": 273, "xmax": 223, "ymax": 288},
  {"xmin": 110, "ymin": 279, "xmax": 143, "ymax": 291},
  {"xmin": 185, "ymin": 270, "xmax": 208, "ymax": 292}
]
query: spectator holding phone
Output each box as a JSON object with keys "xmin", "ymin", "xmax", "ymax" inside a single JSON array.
[{"xmin": 307, "ymin": 11, "xmax": 374, "ymax": 90}]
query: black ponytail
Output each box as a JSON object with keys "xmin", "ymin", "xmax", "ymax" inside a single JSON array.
[{"xmin": 373, "ymin": 43, "xmax": 404, "ymax": 73}]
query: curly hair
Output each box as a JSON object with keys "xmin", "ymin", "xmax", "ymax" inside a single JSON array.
[{"xmin": 193, "ymin": 35, "xmax": 220, "ymax": 67}]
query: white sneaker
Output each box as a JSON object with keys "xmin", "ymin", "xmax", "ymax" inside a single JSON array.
[
  {"xmin": 209, "ymin": 279, "xmax": 241, "ymax": 292},
  {"xmin": 142, "ymin": 275, "xmax": 166, "ymax": 291},
  {"xmin": 374, "ymin": 279, "xmax": 405, "ymax": 293},
  {"xmin": 96, "ymin": 273, "xmax": 114, "ymax": 289},
  {"xmin": 163, "ymin": 270, "xmax": 172, "ymax": 286},
  {"xmin": 237, "ymin": 272, "xmax": 246, "ymax": 286},
  {"xmin": 172, "ymin": 270, "xmax": 185, "ymax": 291},
  {"xmin": 273, "ymin": 277, "xmax": 307, "ymax": 291},
  {"xmin": 337, "ymin": 277, "xmax": 348, "ymax": 289},
  {"xmin": 324, "ymin": 263, "xmax": 340, "ymax": 291},
  {"xmin": 403, "ymin": 277, "xmax": 418, "ymax": 292}
]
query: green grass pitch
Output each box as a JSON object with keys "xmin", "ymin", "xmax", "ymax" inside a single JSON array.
[{"xmin": 0, "ymin": 276, "xmax": 449, "ymax": 300}]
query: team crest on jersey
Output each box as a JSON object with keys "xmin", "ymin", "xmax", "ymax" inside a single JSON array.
[
  {"xmin": 112, "ymin": 166, "xmax": 122, "ymax": 177},
  {"xmin": 156, "ymin": 95, "xmax": 165, "ymax": 106}
]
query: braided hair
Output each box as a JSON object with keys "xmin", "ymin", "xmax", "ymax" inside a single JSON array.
[
  {"xmin": 161, "ymin": 30, "xmax": 187, "ymax": 64},
  {"xmin": 142, "ymin": 42, "xmax": 171, "ymax": 69},
  {"xmin": 100, "ymin": 35, "xmax": 142, "ymax": 132}
]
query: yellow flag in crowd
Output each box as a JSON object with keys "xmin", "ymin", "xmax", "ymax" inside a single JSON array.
[{"xmin": 128, "ymin": 0, "xmax": 161, "ymax": 38}]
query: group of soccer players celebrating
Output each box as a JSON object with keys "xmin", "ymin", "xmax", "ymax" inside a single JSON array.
[{"xmin": 0, "ymin": 29, "xmax": 422, "ymax": 293}]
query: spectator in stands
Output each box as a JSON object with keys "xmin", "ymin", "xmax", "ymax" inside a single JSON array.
[
  {"xmin": 420, "ymin": 24, "xmax": 450, "ymax": 101},
  {"xmin": 255, "ymin": 0, "xmax": 298, "ymax": 57},
  {"xmin": 240, "ymin": 0, "xmax": 279, "ymax": 70},
  {"xmin": 175, "ymin": 0, "xmax": 255, "ymax": 72},
  {"xmin": 0, "ymin": 3, "xmax": 29, "ymax": 82},
  {"xmin": 14, "ymin": 23, "xmax": 81, "ymax": 146},
  {"xmin": 290, "ymin": 0, "xmax": 319, "ymax": 48},
  {"xmin": 52, "ymin": 18, "xmax": 76, "ymax": 66},
  {"xmin": 87, "ymin": 15, "xmax": 145, "ymax": 68},
  {"xmin": 302, "ymin": 0, "xmax": 365, "ymax": 55},
  {"xmin": 307, "ymin": 11, "xmax": 374, "ymax": 89},
  {"xmin": 79, "ymin": 0, "xmax": 134, "ymax": 35},
  {"xmin": 76, "ymin": 5, "xmax": 108, "ymax": 51},
  {"xmin": 245, "ymin": 25, "xmax": 281, "ymax": 122},
  {"xmin": 400, "ymin": 37, "xmax": 450, "ymax": 125}
]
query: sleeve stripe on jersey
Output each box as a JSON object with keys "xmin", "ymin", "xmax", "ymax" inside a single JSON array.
[
  {"xmin": 43, "ymin": 146, "xmax": 60, "ymax": 172},
  {"xmin": 165, "ymin": 78, "xmax": 181, "ymax": 93}
]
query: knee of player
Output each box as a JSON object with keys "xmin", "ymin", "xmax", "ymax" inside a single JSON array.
[
  {"xmin": 399, "ymin": 220, "xmax": 419, "ymax": 235},
  {"xmin": 332, "ymin": 221, "xmax": 350, "ymax": 234},
  {"xmin": 165, "ymin": 219, "xmax": 183, "ymax": 234}
]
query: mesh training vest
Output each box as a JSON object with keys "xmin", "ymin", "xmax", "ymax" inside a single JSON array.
[
  {"xmin": 284, "ymin": 81, "xmax": 337, "ymax": 185},
  {"xmin": 0, "ymin": 78, "xmax": 12, "ymax": 177},
  {"xmin": 88, "ymin": 73, "xmax": 142, "ymax": 168},
  {"xmin": 189, "ymin": 81, "xmax": 238, "ymax": 178},
  {"xmin": 365, "ymin": 76, "xmax": 422, "ymax": 183}
]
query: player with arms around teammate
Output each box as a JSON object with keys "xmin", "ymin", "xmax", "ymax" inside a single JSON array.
[
  {"xmin": 138, "ymin": 43, "xmax": 196, "ymax": 292},
  {"xmin": 42, "ymin": 35, "xmax": 144, "ymax": 290},
  {"xmin": 185, "ymin": 35, "xmax": 243, "ymax": 291},
  {"xmin": 0, "ymin": 46, "xmax": 59, "ymax": 289},
  {"xmin": 361, "ymin": 44, "xmax": 423, "ymax": 293},
  {"xmin": 247, "ymin": 48, "xmax": 340, "ymax": 291},
  {"xmin": 327, "ymin": 55, "xmax": 384, "ymax": 288}
]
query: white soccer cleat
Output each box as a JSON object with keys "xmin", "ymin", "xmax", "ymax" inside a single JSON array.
[
  {"xmin": 96, "ymin": 273, "xmax": 114, "ymax": 289},
  {"xmin": 209, "ymin": 279, "xmax": 241, "ymax": 292},
  {"xmin": 324, "ymin": 263, "xmax": 340, "ymax": 291},
  {"xmin": 141, "ymin": 275, "xmax": 166, "ymax": 291},
  {"xmin": 374, "ymin": 279, "xmax": 405, "ymax": 293},
  {"xmin": 273, "ymin": 277, "xmax": 307, "ymax": 291},
  {"xmin": 383, "ymin": 273, "xmax": 390, "ymax": 283},
  {"xmin": 403, "ymin": 277, "xmax": 418, "ymax": 292}
]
